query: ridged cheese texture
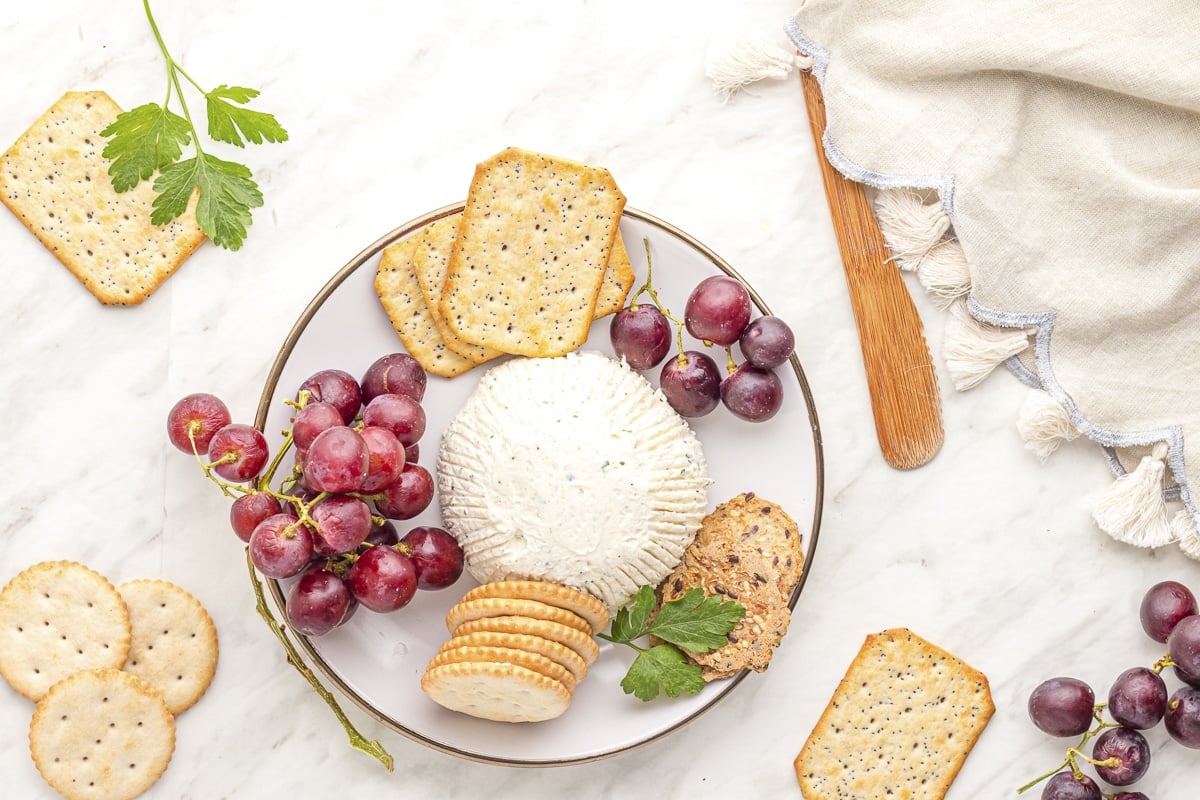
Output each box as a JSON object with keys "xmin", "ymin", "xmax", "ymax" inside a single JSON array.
[{"xmin": 438, "ymin": 352, "xmax": 709, "ymax": 612}]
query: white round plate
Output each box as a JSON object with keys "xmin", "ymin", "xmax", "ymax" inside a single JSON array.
[{"xmin": 255, "ymin": 204, "xmax": 824, "ymax": 765}]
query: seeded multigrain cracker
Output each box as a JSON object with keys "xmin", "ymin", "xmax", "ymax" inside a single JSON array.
[
  {"xmin": 659, "ymin": 492, "xmax": 805, "ymax": 680},
  {"xmin": 375, "ymin": 233, "xmax": 476, "ymax": 378},
  {"xmin": 421, "ymin": 662, "xmax": 571, "ymax": 723},
  {"xmin": 118, "ymin": 580, "xmax": 218, "ymax": 715},
  {"xmin": 439, "ymin": 147, "xmax": 626, "ymax": 357},
  {"xmin": 29, "ymin": 668, "xmax": 175, "ymax": 800},
  {"xmin": 0, "ymin": 91, "xmax": 205, "ymax": 305},
  {"xmin": 411, "ymin": 213, "xmax": 503, "ymax": 364},
  {"xmin": 0, "ymin": 561, "xmax": 131, "ymax": 701},
  {"xmin": 794, "ymin": 628, "xmax": 995, "ymax": 800}
]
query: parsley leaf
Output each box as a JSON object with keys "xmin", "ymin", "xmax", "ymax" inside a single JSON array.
[
  {"xmin": 206, "ymin": 85, "xmax": 289, "ymax": 147},
  {"xmin": 600, "ymin": 585, "xmax": 745, "ymax": 702},
  {"xmin": 152, "ymin": 154, "xmax": 263, "ymax": 250},
  {"xmin": 100, "ymin": 2, "xmax": 287, "ymax": 250},
  {"xmin": 621, "ymin": 644, "xmax": 706, "ymax": 701},
  {"xmin": 644, "ymin": 588, "xmax": 746, "ymax": 654},
  {"xmin": 99, "ymin": 102, "xmax": 191, "ymax": 192}
]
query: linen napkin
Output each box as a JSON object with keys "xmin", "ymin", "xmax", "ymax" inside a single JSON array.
[{"xmin": 720, "ymin": 1, "xmax": 1200, "ymax": 558}]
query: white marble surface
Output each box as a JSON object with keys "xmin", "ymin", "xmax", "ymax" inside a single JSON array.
[{"xmin": 1, "ymin": 1, "xmax": 1196, "ymax": 798}]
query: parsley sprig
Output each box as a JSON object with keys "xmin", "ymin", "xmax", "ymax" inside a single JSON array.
[
  {"xmin": 100, "ymin": 0, "xmax": 287, "ymax": 250},
  {"xmin": 598, "ymin": 586, "xmax": 745, "ymax": 701}
]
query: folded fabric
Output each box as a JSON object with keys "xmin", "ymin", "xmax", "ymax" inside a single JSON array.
[{"xmin": 748, "ymin": 0, "xmax": 1200, "ymax": 557}]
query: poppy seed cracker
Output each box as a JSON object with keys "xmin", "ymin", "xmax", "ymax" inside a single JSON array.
[
  {"xmin": 794, "ymin": 628, "xmax": 995, "ymax": 800},
  {"xmin": 439, "ymin": 147, "xmax": 626, "ymax": 357},
  {"xmin": 0, "ymin": 91, "xmax": 205, "ymax": 305}
]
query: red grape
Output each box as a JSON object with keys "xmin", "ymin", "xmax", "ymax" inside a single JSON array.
[
  {"xmin": 401, "ymin": 526, "xmax": 464, "ymax": 590},
  {"xmin": 1141, "ymin": 580, "xmax": 1197, "ymax": 642},
  {"xmin": 310, "ymin": 495, "xmax": 372, "ymax": 554},
  {"xmin": 405, "ymin": 443, "xmax": 419, "ymax": 464},
  {"xmin": 720, "ymin": 364, "xmax": 783, "ymax": 422},
  {"xmin": 1041, "ymin": 771, "xmax": 1100, "ymax": 800},
  {"xmin": 207, "ymin": 423, "xmax": 270, "ymax": 483},
  {"xmin": 304, "ymin": 426, "xmax": 369, "ymax": 493},
  {"xmin": 167, "ymin": 393, "xmax": 231, "ymax": 454},
  {"xmin": 1028, "ymin": 677, "xmax": 1095, "ymax": 737},
  {"xmin": 249, "ymin": 513, "xmax": 313, "ymax": 578},
  {"xmin": 739, "ymin": 316, "xmax": 795, "ymax": 370},
  {"xmin": 362, "ymin": 393, "xmax": 426, "ymax": 447},
  {"xmin": 1112, "ymin": 793, "xmax": 1149, "ymax": 800},
  {"xmin": 1166, "ymin": 685, "xmax": 1200, "ymax": 748},
  {"xmin": 375, "ymin": 463, "xmax": 434, "ymax": 520},
  {"xmin": 346, "ymin": 546, "xmax": 418, "ymax": 613},
  {"xmin": 292, "ymin": 401, "xmax": 344, "ymax": 451},
  {"xmin": 230, "ymin": 492, "xmax": 282, "ymax": 543},
  {"xmin": 659, "ymin": 351, "xmax": 721, "ymax": 417},
  {"xmin": 359, "ymin": 426, "xmax": 406, "ymax": 493},
  {"xmin": 363, "ymin": 519, "xmax": 400, "ymax": 548},
  {"xmin": 1108, "ymin": 667, "xmax": 1167, "ymax": 729},
  {"xmin": 1167, "ymin": 614, "xmax": 1200, "ymax": 676},
  {"xmin": 1176, "ymin": 662, "xmax": 1200, "ymax": 688},
  {"xmin": 610, "ymin": 305, "xmax": 672, "ymax": 370},
  {"xmin": 298, "ymin": 369, "xmax": 361, "ymax": 425},
  {"xmin": 1092, "ymin": 726, "xmax": 1150, "ymax": 786},
  {"xmin": 362, "ymin": 353, "xmax": 426, "ymax": 404},
  {"xmin": 684, "ymin": 275, "xmax": 751, "ymax": 346},
  {"xmin": 286, "ymin": 566, "xmax": 354, "ymax": 636}
]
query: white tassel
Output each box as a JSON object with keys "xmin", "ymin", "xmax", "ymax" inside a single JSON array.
[
  {"xmin": 873, "ymin": 189, "xmax": 951, "ymax": 271},
  {"xmin": 1016, "ymin": 389, "xmax": 1080, "ymax": 462},
  {"xmin": 1092, "ymin": 442, "xmax": 1175, "ymax": 549},
  {"xmin": 943, "ymin": 300, "xmax": 1032, "ymax": 391},
  {"xmin": 705, "ymin": 31, "xmax": 812, "ymax": 103},
  {"xmin": 1173, "ymin": 510, "xmax": 1200, "ymax": 560},
  {"xmin": 916, "ymin": 239, "xmax": 972, "ymax": 309}
]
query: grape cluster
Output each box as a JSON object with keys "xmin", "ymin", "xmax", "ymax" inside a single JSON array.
[
  {"xmin": 1021, "ymin": 580, "xmax": 1200, "ymax": 799},
  {"xmin": 609, "ymin": 245, "xmax": 796, "ymax": 423},
  {"xmin": 167, "ymin": 352, "xmax": 464, "ymax": 638}
]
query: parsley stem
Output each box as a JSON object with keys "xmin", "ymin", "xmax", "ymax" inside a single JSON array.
[{"xmin": 142, "ymin": 0, "xmax": 204, "ymax": 155}]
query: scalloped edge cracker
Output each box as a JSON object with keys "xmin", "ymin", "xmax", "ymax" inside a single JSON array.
[
  {"xmin": 0, "ymin": 560, "xmax": 131, "ymax": 701},
  {"xmin": 375, "ymin": 233, "xmax": 476, "ymax": 378},
  {"xmin": 439, "ymin": 147, "xmax": 626, "ymax": 357},
  {"xmin": 0, "ymin": 91, "xmax": 205, "ymax": 305},
  {"xmin": 29, "ymin": 668, "xmax": 175, "ymax": 800},
  {"xmin": 794, "ymin": 628, "xmax": 995, "ymax": 800}
]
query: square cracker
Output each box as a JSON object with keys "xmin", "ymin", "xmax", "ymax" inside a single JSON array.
[
  {"xmin": 794, "ymin": 628, "xmax": 994, "ymax": 800},
  {"xmin": 593, "ymin": 231, "xmax": 635, "ymax": 318},
  {"xmin": 0, "ymin": 91, "xmax": 205, "ymax": 305},
  {"xmin": 375, "ymin": 233, "xmax": 476, "ymax": 378},
  {"xmin": 439, "ymin": 147, "xmax": 626, "ymax": 357},
  {"xmin": 412, "ymin": 213, "xmax": 504, "ymax": 364}
]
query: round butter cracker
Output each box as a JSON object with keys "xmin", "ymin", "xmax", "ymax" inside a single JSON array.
[
  {"xmin": 428, "ymin": 644, "xmax": 576, "ymax": 693},
  {"xmin": 453, "ymin": 615, "xmax": 600, "ymax": 666},
  {"xmin": 29, "ymin": 668, "xmax": 175, "ymax": 800},
  {"xmin": 0, "ymin": 561, "xmax": 131, "ymax": 700},
  {"xmin": 118, "ymin": 579, "xmax": 219, "ymax": 715},
  {"xmin": 439, "ymin": 631, "xmax": 589, "ymax": 682},
  {"xmin": 459, "ymin": 580, "xmax": 609, "ymax": 634},
  {"xmin": 421, "ymin": 662, "xmax": 571, "ymax": 723},
  {"xmin": 445, "ymin": 597, "xmax": 590, "ymax": 635}
]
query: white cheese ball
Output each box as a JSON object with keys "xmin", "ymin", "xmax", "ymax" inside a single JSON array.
[{"xmin": 437, "ymin": 351, "xmax": 709, "ymax": 613}]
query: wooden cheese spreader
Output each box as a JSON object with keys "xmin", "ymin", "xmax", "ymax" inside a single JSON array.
[{"xmin": 798, "ymin": 67, "xmax": 944, "ymax": 469}]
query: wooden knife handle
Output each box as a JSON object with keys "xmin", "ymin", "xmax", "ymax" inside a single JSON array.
[{"xmin": 799, "ymin": 68, "xmax": 944, "ymax": 469}]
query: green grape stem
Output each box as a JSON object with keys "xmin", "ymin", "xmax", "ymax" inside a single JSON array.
[
  {"xmin": 1015, "ymin": 704, "xmax": 1121, "ymax": 794},
  {"xmin": 245, "ymin": 549, "xmax": 394, "ymax": 771}
]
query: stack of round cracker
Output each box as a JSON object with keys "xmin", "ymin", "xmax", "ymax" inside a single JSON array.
[
  {"xmin": 421, "ymin": 580, "xmax": 609, "ymax": 722},
  {"xmin": 0, "ymin": 561, "xmax": 218, "ymax": 800}
]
